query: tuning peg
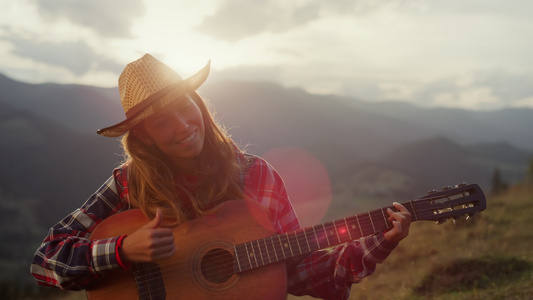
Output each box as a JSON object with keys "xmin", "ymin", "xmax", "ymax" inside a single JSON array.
[
  {"xmin": 452, "ymin": 215, "xmax": 464, "ymax": 224},
  {"xmin": 443, "ymin": 186, "xmax": 452, "ymax": 190},
  {"xmin": 427, "ymin": 189, "xmax": 438, "ymax": 195},
  {"xmin": 466, "ymin": 212, "xmax": 478, "ymax": 220},
  {"xmin": 456, "ymin": 182, "xmax": 467, "ymax": 187},
  {"xmin": 435, "ymin": 218, "xmax": 447, "ymax": 225}
]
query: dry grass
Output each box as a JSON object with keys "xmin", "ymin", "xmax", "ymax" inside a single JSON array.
[{"xmin": 341, "ymin": 183, "xmax": 533, "ymax": 300}]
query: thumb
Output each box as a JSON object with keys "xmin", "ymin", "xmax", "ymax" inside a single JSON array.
[{"xmin": 145, "ymin": 208, "xmax": 162, "ymax": 229}]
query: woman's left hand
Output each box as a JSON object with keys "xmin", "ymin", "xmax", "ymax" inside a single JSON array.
[{"xmin": 384, "ymin": 202, "xmax": 412, "ymax": 244}]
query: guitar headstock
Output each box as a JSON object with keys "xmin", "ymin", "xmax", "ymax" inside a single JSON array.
[{"xmin": 411, "ymin": 183, "xmax": 486, "ymax": 224}]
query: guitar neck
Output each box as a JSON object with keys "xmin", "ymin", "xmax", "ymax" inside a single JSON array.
[
  {"xmin": 233, "ymin": 183, "xmax": 485, "ymax": 274},
  {"xmin": 233, "ymin": 200, "xmax": 416, "ymax": 273}
]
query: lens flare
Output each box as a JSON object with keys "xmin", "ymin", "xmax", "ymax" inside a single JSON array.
[{"xmin": 263, "ymin": 147, "xmax": 332, "ymax": 227}]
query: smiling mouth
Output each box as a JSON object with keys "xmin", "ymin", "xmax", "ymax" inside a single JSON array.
[{"xmin": 178, "ymin": 130, "xmax": 197, "ymax": 144}]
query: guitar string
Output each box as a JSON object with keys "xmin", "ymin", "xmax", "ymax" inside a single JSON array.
[
  {"xmin": 130, "ymin": 198, "xmax": 475, "ymax": 286},
  {"xmin": 138, "ymin": 188, "xmax": 476, "ymax": 279},
  {"xmin": 132, "ymin": 216, "xmax": 393, "ymax": 300},
  {"xmin": 128, "ymin": 205, "xmax": 411, "ymax": 287},
  {"xmin": 134, "ymin": 210, "xmax": 385, "ymax": 273},
  {"xmin": 129, "ymin": 190, "xmax": 478, "ymax": 285},
  {"xmin": 129, "ymin": 199, "xmax": 457, "ymax": 285},
  {"xmin": 91, "ymin": 199, "xmax": 478, "ymax": 298}
]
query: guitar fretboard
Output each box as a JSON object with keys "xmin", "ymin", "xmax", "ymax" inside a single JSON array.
[{"xmin": 233, "ymin": 201, "xmax": 417, "ymax": 273}]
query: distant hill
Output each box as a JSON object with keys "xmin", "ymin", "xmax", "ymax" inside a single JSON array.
[
  {"xmin": 3, "ymin": 73, "xmax": 533, "ymax": 154},
  {"xmin": 201, "ymin": 81, "xmax": 436, "ymax": 171},
  {"xmin": 1, "ymin": 73, "xmax": 531, "ymax": 202},
  {"xmin": 0, "ymin": 73, "xmax": 123, "ymax": 134},
  {"xmin": 348, "ymin": 99, "xmax": 533, "ymax": 151},
  {"xmin": 382, "ymin": 137, "xmax": 528, "ymax": 189},
  {"xmin": 1, "ymin": 72, "xmax": 530, "ymax": 221},
  {"xmin": 0, "ymin": 101, "xmax": 121, "ymax": 226},
  {"xmin": 0, "ymin": 101, "xmax": 122, "ymax": 290}
]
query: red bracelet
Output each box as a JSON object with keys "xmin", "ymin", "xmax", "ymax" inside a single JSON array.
[{"xmin": 115, "ymin": 235, "xmax": 131, "ymax": 270}]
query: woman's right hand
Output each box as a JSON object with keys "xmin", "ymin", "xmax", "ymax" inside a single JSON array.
[{"xmin": 119, "ymin": 209, "xmax": 176, "ymax": 263}]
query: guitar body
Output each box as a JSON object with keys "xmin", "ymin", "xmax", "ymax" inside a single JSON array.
[{"xmin": 86, "ymin": 200, "xmax": 287, "ymax": 300}]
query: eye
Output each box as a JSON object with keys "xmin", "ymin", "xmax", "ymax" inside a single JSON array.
[
  {"xmin": 154, "ymin": 117, "xmax": 169, "ymax": 128},
  {"xmin": 178, "ymin": 96, "xmax": 193, "ymax": 110}
]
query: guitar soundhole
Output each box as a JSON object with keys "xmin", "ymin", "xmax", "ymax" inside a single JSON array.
[{"xmin": 201, "ymin": 248, "xmax": 234, "ymax": 284}]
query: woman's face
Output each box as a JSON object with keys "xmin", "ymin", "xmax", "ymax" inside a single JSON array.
[{"xmin": 139, "ymin": 94, "xmax": 205, "ymax": 171}]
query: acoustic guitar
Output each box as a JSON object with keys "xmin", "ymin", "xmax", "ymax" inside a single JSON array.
[{"xmin": 87, "ymin": 183, "xmax": 486, "ymax": 300}]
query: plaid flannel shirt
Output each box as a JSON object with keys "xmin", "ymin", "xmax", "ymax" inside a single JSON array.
[{"xmin": 31, "ymin": 154, "xmax": 397, "ymax": 299}]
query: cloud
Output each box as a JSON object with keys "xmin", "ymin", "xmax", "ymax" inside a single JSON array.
[
  {"xmin": 411, "ymin": 70, "xmax": 533, "ymax": 110},
  {"xmin": 6, "ymin": 36, "xmax": 123, "ymax": 76},
  {"xmin": 512, "ymin": 96, "xmax": 533, "ymax": 108},
  {"xmin": 429, "ymin": 0, "xmax": 533, "ymax": 20},
  {"xmin": 294, "ymin": 67, "xmax": 533, "ymax": 111},
  {"xmin": 195, "ymin": 0, "xmax": 319, "ymax": 42},
  {"xmin": 432, "ymin": 87, "xmax": 501, "ymax": 111},
  {"xmin": 29, "ymin": 0, "xmax": 145, "ymax": 38},
  {"xmin": 195, "ymin": 0, "xmax": 413, "ymax": 42},
  {"xmin": 477, "ymin": 70, "xmax": 533, "ymax": 103},
  {"xmin": 214, "ymin": 64, "xmax": 283, "ymax": 83}
]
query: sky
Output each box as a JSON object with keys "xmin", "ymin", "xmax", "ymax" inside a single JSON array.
[{"xmin": 1, "ymin": 0, "xmax": 533, "ymax": 111}]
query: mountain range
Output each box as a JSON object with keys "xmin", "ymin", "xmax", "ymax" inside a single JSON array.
[{"xmin": 1, "ymin": 73, "xmax": 532, "ymax": 224}]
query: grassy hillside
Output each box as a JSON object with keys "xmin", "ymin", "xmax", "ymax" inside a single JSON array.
[
  {"xmin": 291, "ymin": 181, "xmax": 533, "ymax": 300},
  {"xmin": 352, "ymin": 182, "xmax": 532, "ymax": 299}
]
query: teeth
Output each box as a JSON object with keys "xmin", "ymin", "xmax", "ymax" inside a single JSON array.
[{"xmin": 179, "ymin": 131, "xmax": 196, "ymax": 144}]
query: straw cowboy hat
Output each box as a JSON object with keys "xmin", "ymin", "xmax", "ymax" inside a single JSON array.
[{"xmin": 97, "ymin": 54, "xmax": 210, "ymax": 137}]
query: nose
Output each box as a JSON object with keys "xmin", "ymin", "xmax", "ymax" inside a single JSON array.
[{"xmin": 170, "ymin": 111, "xmax": 189, "ymax": 133}]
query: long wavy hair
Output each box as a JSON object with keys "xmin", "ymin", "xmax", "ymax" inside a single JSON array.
[{"xmin": 121, "ymin": 92, "xmax": 246, "ymax": 223}]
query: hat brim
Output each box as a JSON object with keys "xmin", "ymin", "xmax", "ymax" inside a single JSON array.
[{"xmin": 97, "ymin": 61, "xmax": 210, "ymax": 137}]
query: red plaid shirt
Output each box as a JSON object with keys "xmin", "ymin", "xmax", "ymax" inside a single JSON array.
[{"xmin": 31, "ymin": 154, "xmax": 397, "ymax": 299}]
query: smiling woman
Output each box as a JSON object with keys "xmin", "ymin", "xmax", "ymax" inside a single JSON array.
[
  {"xmin": 135, "ymin": 94, "xmax": 206, "ymax": 172},
  {"xmin": 29, "ymin": 53, "xmax": 411, "ymax": 300}
]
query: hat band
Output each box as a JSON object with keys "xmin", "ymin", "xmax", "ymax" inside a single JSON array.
[{"xmin": 125, "ymin": 81, "xmax": 185, "ymax": 119}]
